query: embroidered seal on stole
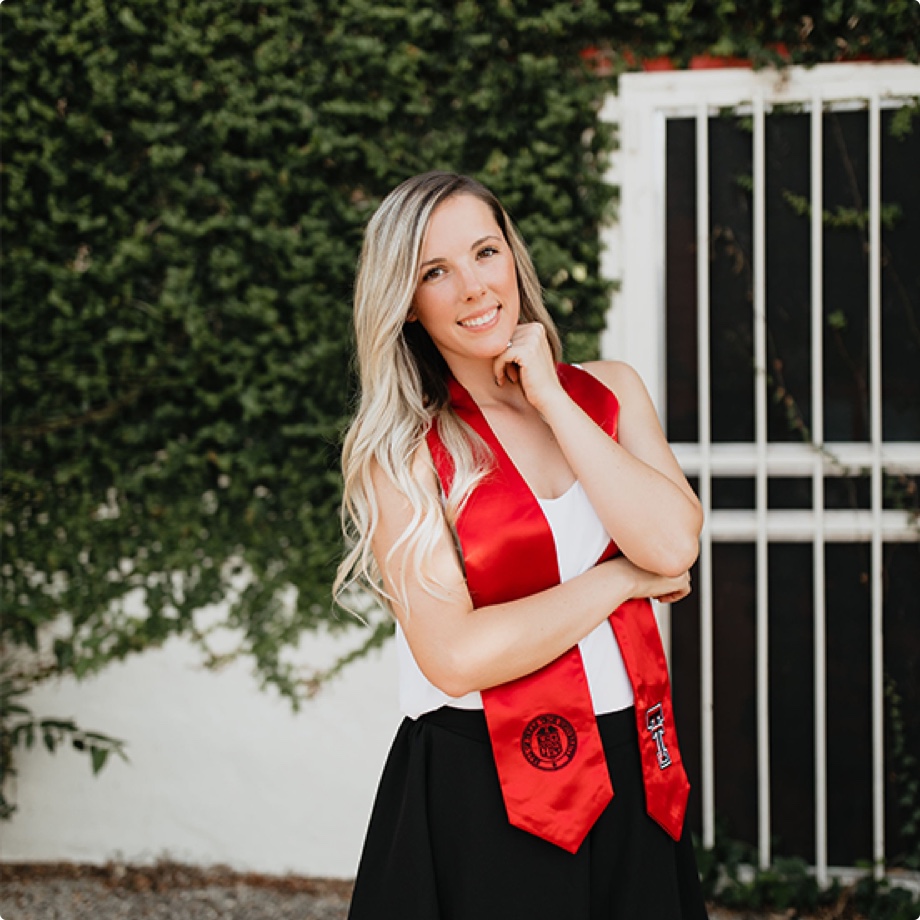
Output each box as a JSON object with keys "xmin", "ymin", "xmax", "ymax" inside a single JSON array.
[{"xmin": 521, "ymin": 714, "xmax": 578, "ymax": 771}]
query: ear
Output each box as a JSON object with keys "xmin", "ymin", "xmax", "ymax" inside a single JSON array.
[{"xmin": 405, "ymin": 306, "xmax": 418, "ymax": 322}]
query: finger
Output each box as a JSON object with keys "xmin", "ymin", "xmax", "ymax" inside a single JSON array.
[
  {"xmin": 509, "ymin": 331, "xmax": 543, "ymax": 368},
  {"xmin": 656, "ymin": 583, "xmax": 691, "ymax": 604},
  {"xmin": 656, "ymin": 591, "xmax": 684, "ymax": 605},
  {"xmin": 494, "ymin": 340, "xmax": 519, "ymax": 386}
]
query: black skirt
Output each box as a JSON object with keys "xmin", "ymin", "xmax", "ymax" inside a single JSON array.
[{"xmin": 348, "ymin": 706, "xmax": 709, "ymax": 920}]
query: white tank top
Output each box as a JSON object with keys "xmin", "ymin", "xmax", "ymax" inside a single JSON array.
[{"xmin": 396, "ymin": 480, "xmax": 635, "ymax": 719}]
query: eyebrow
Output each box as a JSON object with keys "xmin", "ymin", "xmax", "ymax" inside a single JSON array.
[{"xmin": 419, "ymin": 234, "xmax": 503, "ymax": 271}]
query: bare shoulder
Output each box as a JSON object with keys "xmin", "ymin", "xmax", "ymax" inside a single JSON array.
[
  {"xmin": 369, "ymin": 439, "xmax": 439, "ymax": 503},
  {"xmin": 579, "ymin": 359, "xmax": 665, "ymax": 450},
  {"xmin": 367, "ymin": 437, "xmax": 448, "ymax": 596},
  {"xmin": 579, "ymin": 360, "xmax": 649, "ymax": 400}
]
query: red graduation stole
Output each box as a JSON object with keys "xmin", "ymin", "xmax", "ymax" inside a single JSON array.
[{"xmin": 426, "ymin": 363, "xmax": 690, "ymax": 853}]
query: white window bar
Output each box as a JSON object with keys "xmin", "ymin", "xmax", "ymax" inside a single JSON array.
[
  {"xmin": 868, "ymin": 92, "xmax": 885, "ymax": 881},
  {"xmin": 696, "ymin": 102, "xmax": 716, "ymax": 852},
  {"xmin": 811, "ymin": 92, "xmax": 829, "ymax": 888},
  {"xmin": 672, "ymin": 442, "xmax": 920, "ymax": 476},
  {"xmin": 752, "ymin": 90, "xmax": 772, "ymax": 872},
  {"xmin": 610, "ymin": 64, "xmax": 920, "ymax": 117},
  {"xmin": 655, "ymin": 104, "xmax": 673, "ymax": 664},
  {"xmin": 703, "ymin": 508, "xmax": 918, "ymax": 542}
]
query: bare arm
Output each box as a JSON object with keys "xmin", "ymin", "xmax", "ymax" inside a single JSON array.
[
  {"xmin": 371, "ymin": 452, "xmax": 690, "ymax": 698},
  {"xmin": 542, "ymin": 360, "xmax": 702, "ymax": 576},
  {"xmin": 496, "ymin": 327, "xmax": 703, "ymax": 577}
]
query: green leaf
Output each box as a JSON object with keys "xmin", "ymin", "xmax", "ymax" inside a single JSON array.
[{"xmin": 89, "ymin": 747, "xmax": 109, "ymax": 775}]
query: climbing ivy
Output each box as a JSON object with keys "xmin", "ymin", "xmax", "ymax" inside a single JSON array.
[
  {"xmin": 1, "ymin": 0, "xmax": 615, "ymax": 705},
  {"xmin": 1, "ymin": 0, "xmax": 917, "ymax": 808}
]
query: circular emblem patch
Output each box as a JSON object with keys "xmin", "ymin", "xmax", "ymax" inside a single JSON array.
[{"xmin": 521, "ymin": 713, "xmax": 577, "ymax": 771}]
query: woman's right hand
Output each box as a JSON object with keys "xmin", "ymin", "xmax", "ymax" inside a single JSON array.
[{"xmin": 602, "ymin": 556, "xmax": 692, "ymax": 606}]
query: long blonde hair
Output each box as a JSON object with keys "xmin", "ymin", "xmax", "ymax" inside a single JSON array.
[{"xmin": 334, "ymin": 172, "xmax": 562, "ymax": 616}]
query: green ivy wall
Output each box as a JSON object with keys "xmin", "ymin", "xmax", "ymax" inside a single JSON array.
[{"xmin": 2, "ymin": 0, "xmax": 918, "ymax": 701}]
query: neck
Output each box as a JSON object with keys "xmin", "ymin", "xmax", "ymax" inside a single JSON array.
[{"xmin": 445, "ymin": 356, "xmax": 530, "ymax": 411}]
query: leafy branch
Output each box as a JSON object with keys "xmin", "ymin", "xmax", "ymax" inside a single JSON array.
[
  {"xmin": 0, "ymin": 666, "xmax": 128, "ymax": 820},
  {"xmin": 780, "ymin": 190, "xmax": 902, "ymax": 232}
]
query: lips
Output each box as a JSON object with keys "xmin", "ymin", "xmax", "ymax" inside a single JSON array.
[{"xmin": 458, "ymin": 306, "xmax": 500, "ymax": 328}]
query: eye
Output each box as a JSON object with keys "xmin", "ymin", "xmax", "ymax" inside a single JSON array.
[
  {"xmin": 478, "ymin": 245, "xmax": 499, "ymax": 259},
  {"xmin": 421, "ymin": 265, "xmax": 445, "ymax": 282}
]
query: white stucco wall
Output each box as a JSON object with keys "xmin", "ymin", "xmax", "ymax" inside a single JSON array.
[{"xmin": 0, "ymin": 626, "xmax": 402, "ymax": 878}]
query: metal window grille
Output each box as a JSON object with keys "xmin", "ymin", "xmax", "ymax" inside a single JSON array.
[{"xmin": 601, "ymin": 62, "xmax": 920, "ymax": 885}]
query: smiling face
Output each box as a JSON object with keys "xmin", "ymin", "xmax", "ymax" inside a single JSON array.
[{"xmin": 408, "ymin": 193, "xmax": 520, "ymax": 368}]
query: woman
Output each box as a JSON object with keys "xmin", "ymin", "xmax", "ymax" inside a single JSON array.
[{"xmin": 336, "ymin": 171, "xmax": 708, "ymax": 919}]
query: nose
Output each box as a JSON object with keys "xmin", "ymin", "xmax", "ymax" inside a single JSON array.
[{"xmin": 458, "ymin": 262, "xmax": 487, "ymax": 301}]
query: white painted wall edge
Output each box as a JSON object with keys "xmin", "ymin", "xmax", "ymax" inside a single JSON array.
[{"xmin": 0, "ymin": 625, "xmax": 402, "ymax": 879}]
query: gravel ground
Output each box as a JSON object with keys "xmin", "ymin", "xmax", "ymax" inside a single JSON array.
[
  {"xmin": 0, "ymin": 864, "xmax": 352, "ymax": 920},
  {"xmin": 0, "ymin": 862, "xmax": 820, "ymax": 920}
]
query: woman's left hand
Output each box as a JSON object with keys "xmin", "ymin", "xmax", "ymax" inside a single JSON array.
[
  {"xmin": 493, "ymin": 322, "xmax": 565, "ymax": 413},
  {"xmin": 652, "ymin": 572, "xmax": 692, "ymax": 605}
]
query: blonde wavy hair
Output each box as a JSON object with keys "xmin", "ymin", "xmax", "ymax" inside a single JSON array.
[{"xmin": 334, "ymin": 172, "xmax": 562, "ymax": 617}]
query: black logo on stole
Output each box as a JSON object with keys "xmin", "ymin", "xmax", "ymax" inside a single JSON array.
[{"xmin": 521, "ymin": 714, "xmax": 578, "ymax": 770}]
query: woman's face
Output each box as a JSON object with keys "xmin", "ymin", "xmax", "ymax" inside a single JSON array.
[{"xmin": 409, "ymin": 193, "xmax": 520, "ymax": 366}]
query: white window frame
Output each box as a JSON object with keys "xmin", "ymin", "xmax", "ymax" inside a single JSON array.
[{"xmin": 600, "ymin": 62, "xmax": 920, "ymax": 885}]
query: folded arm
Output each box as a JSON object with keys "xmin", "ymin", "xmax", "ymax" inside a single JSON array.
[{"xmin": 370, "ymin": 452, "xmax": 690, "ymax": 698}]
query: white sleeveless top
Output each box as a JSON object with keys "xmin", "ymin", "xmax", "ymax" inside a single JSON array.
[{"xmin": 396, "ymin": 480, "xmax": 635, "ymax": 719}]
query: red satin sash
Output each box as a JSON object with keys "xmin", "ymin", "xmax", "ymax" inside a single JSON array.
[{"xmin": 425, "ymin": 363, "xmax": 690, "ymax": 853}]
